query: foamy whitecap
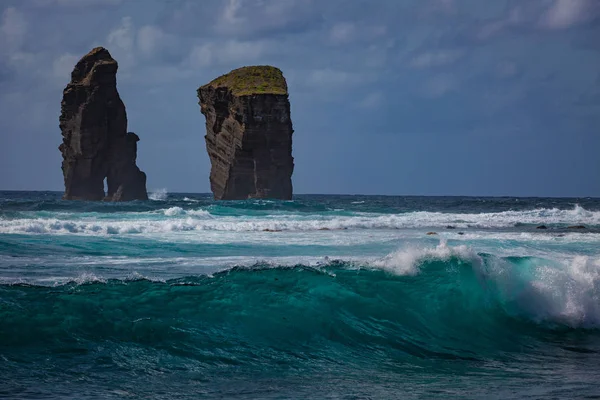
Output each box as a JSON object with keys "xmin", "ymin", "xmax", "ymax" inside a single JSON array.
[
  {"xmin": 71, "ymin": 272, "xmax": 107, "ymax": 285},
  {"xmin": 1, "ymin": 205, "xmax": 599, "ymax": 239},
  {"xmin": 498, "ymin": 255, "xmax": 600, "ymax": 328},
  {"xmin": 161, "ymin": 207, "xmax": 211, "ymax": 218},
  {"xmin": 371, "ymin": 240, "xmax": 482, "ymax": 275},
  {"xmin": 164, "ymin": 206, "xmax": 184, "ymax": 216}
]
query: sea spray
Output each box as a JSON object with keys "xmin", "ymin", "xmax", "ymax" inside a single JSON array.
[{"xmin": 149, "ymin": 188, "xmax": 168, "ymax": 201}]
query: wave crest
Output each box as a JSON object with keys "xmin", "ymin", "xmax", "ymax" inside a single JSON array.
[
  {"xmin": 2, "ymin": 205, "xmax": 600, "ymax": 236},
  {"xmin": 4, "ymin": 243, "xmax": 600, "ymax": 330}
]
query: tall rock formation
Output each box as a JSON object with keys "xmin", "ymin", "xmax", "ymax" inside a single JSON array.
[
  {"xmin": 198, "ymin": 66, "xmax": 294, "ymax": 200},
  {"xmin": 59, "ymin": 47, "xmax": 148, "ymax": 201}
]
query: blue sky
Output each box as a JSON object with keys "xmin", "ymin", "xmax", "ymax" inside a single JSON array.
[{"xmin": 0, "ymin": 0, "xmax": 599, "ymax": 196}]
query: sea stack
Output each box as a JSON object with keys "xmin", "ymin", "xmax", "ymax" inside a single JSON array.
[
  {"xmin": 198, "ymin": 66, "xmax": 294, "ymax": 200},
  {"xmin": 59, "ymin": 47, "xmax": 148, "ymax": 201}
]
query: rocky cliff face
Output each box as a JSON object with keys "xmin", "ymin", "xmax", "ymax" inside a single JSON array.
[
  {"xmin": 59, "ymin": 47, "xmax": 147, "ymax": 201},
  {"xmin": 198, "ymin": 66, "xmax": 294, "ymax": 200}
]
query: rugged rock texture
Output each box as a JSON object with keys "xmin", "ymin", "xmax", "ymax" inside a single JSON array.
[
  {"xmin": 198, "ymin": 66, "xmax": 294, "ymax": 200},
  {"xmin": 59, "ymin": 47, "xmax": 147, "ymax": 201}
]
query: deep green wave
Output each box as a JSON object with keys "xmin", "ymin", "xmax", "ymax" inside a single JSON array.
[
  {"xmin": 2, "ymin": 259, "xmax": 598, "ymax": 359},
  {"xmin": 2, "ymin": 259, "xmax": 600, "ymax": 398}
]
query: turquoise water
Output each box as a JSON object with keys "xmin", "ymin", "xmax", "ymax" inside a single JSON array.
[{"xmin": 1, "ymin": 191, "xmax": 600, "ymax": 399}]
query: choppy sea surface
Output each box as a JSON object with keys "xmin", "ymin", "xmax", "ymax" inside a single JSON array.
[{"xmin": 1, "ymin": 190, "xmax": 600, "ymax": 399}]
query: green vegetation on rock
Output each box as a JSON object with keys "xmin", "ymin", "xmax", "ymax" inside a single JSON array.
[{"xmin": 200, "ymin": 66, "xmax": 288, "ymax": 96}]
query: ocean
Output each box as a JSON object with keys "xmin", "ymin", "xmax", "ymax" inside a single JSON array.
[{"xmin": 1, "ymin": 190, "xmax": 600, "ymax": 399}]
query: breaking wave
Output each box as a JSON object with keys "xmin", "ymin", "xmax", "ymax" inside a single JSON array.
[{"xmin": 1, "ymin": 205, "xmax": 599, "ymax": 235}]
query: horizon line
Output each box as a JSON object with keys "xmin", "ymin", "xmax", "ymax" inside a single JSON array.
[{"xmin": 0, "ymin": 189, "xmax": 598, "ymax": 200}]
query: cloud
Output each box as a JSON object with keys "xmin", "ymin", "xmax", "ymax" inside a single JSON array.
[
  {"xmin": 539, "ymin": 0, "xmax": 599, "ymax": 29},
  {"xmin": 187, "ymin": 40, "xmax": 265, "ymax": 69},
  {"xmin": 34, "ymin": 0, "xmax": 123, "ymax": 6},
  {"xmin": 432, "ymin": 0, "xmax": 456, "ymax": 14},
  {"xmin": 495, "ymin": 61, "xmax": 519, "ymax": 79},
  {"xmin": 137, "ymin": 25, "xmax": 167, "ymax": 56},
  {"xmin": 0, "ymin": 7, "xmax": 38, "ymax": 79},
  {"xmin": 329, "ymin": 22, "xmax": 355, "ymax": 45},
  {"xmin": 473, "ymin": 5, "xmax": 535, "ymax": 42},
  {"xmin": 215, "ymin": 0, "xmax": 317, "ymax": 37},
  {"xmin": 107, "ymin": 16, "xmax": 134, "ymax": 53},
  {"xmin": 221, "ymin": 0, "xmax": 242, "ymax": 25},
  {"xmin": 106, "ymin": 16, "xmax": 135, "ymax": 69},
  {"xmin": 306, "ymin": 68, "xmax": 363, "ymax": 87},
  {"xmin": 471, "ymin": 0, "xmax": 600, "ymax": 40},
  {"xmin": 421, "ymin": 74, "xmax": 457, "ymax": 98},
  {"xmin": 409, "ymin": 49, "xmax": 464, "ymax": 68},
  {"xmin": 187, "ymin": 44, "xmax": 212, "ymax": 68},
  {"xmin": 357, "ymin": 91, "xmax": 383, "ymax": 109},
  {"xmin": 6, "ymin": 52, "xmax": 36, "ymax": 71},
  {"xmin": 328, "ymin": 22, "xmax": 387, "ymax": 46},
  {"xmin": 219, "ymin": 40, "xmax": 265, "ymax": 64},
  {"xmin": 1, "ymin": 7, "xmax": 27, "ymax": 51},
  {"xmin": 53, "ymin": 53, "xmax": 79, "ymax": 80}
]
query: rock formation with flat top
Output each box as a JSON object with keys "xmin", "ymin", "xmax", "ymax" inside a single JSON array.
[
  {"xmin": 59, "ymin": 47, "xmax": 147, "ymax": 201},
  {"xmin": 198, "ymin": 66, "xmax": 294, "ymax": 200}
]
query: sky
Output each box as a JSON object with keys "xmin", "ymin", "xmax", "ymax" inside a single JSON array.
[{"xmin": 0, "ymin": 0, "xmax": 599, "ymax": 197}]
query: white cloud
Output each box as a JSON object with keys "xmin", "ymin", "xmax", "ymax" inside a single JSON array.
[
  {"xmin": 53, "ymin": 53, "xmax": 79, "ymax": 80},
  {"xmin": 424, "ymin": 0, "xmax": 457, "ymax": 16},
  {"xmin": 34, "ymin": 0, "xmax": 123, "ymax": 6},
  {"xmin": 422, "ymin": 74, "xmax": 457, "ymax": 98},
  {"xmin": 216, "ymin": 0, "xmax": 315, "ymax": 36},
  {"xmin": 539, "ymin": 0, "xmax": 596, "ymax": 29},
  {"xmin": 495, "ymin": 61, "xmax": 518, "ymax": 79},
  {"xmin": 329, "ymin": 22, "xmax": 387, "ymax": 46},
  {"xmin": 0, "ymin": 7, "xmax": 36, "ymax": 75},
  {"xmin": 7, "ymin": 52, "xmax": 36, "ymax": 71},
  {"xmin": 358, "ymin": 91, "xmax": 383, "ymax": 109},
  {"xmin": 329, "ymin": 22, "xmax": 355, "ymax": 45},
  {"xmin": 473, "ymin": 4, "xmax": 537, "ymax": 41},
  {"xmin": 410, "ymin": 49, "xmax": 463, "ymax": 68},
  {"xmin": 219, "ymin": 40, "xmax": 265, "ymax": 64},
  {"xmin": 108, "ymin": 16, "xmax": 134, "ymax": 53},
  {"xmin": 137, "ymin": 25, "xmax": 166, "ymax": 56},
  {"xmin": 106, "ymin": 16, "xmax": 135, "ymax": 70},
  {"xmin": 187, "ymin": 40, "xmax": 265, "ymax": 69},
  {"xmin": 476, "ymin": 20, "xmax": 508, "ymax": 41},
  {"xmin": 222, "ymin": 0, "xmax": 243, "ymax": 25},
  {"xmin": 187, "ymin": 44, "xmax": 213, "ymax": 68},
  {"xmin": 306, "ymin": 68, "xmax": 362, "ymax": 87},
  {"xmin": 473, "ymin": 2, "xmax": 583, "ymax": 41},
  {"xmin": 1, "ymin": 7, "xmax": 27, "ymax": 51}
]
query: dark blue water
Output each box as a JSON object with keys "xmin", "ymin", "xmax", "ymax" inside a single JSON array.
[{"xmin": 1, "ymin": 191, "xmax": 600, "ymax": 399}]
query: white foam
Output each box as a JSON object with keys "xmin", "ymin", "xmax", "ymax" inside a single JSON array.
[
  {"xmin": 71, "ymin": 272, "xmax": 107, "ymax": 285},
  {"xmin": 2, "ymin": 213, "xmax": 598, "ymax": 237},
  {"xmin": 149, "ymin": 188, "xmax": 168, "ymax": 201},
  {"xmin": 164, "ymin": 206, "xmax": 184, "ymax": 216},
  {"xmin": 124, "ymin": 271, "xmax": 166, "ymax": 283},
  {"xmin": 497, "ymin": 255, "xmax": 600, "ymax": 328},
  {"xmin": 371, "ymin": 239, "xmax": 482, "ymax": 275},
  {"xmin": 369, "ymin": 240, "xmax": 600, "ymax": 328},
  {"xmin": 159, "ymin": 207, "xmax": 211, "ymax": 217},
  {"xmin": 0, "ymin": 255, "xmax": 350, "ymax": 285},
  {"xmin": 1, "ymin": 205, "xmax": 599, "ymax": 256}
]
